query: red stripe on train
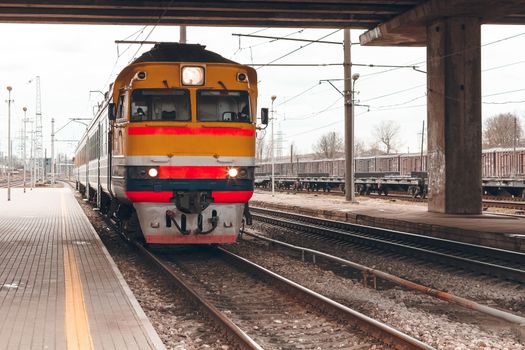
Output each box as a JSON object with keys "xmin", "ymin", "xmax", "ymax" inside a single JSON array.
[
  {"xmin": 126, "ymin": 191, "xmax": 172, "ymax": 203},
  {"xmin": 212, "ymin": 191, "xmax": 253, "ymax": 203},
  {"xmin": 126, "ymin": 191, "xmax": 253, "ymax": 203},
  {"xmin": 128, "ymin": 126, "xmax": 255, "ymax": 137},
  {"xmin": 145, "ymin": 234, "xmax": 237, "ymax": 244},
  {"xmin": 158, "ymin": 166, "xmax": 228, "ymax": 179}
]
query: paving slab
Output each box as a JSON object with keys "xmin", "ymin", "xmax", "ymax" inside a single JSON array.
[
  {"xmin": 251, "ymin": 191, "xmax": 525, "ymax": 253},
  {"xmin": 0, "ymin": 187, "xmax": 165, "ymax": 350}
]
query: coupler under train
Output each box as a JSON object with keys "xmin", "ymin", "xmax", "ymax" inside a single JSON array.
[{"xmin": 133, "ymin": 191, "xmax": 250, "ymax": 244}]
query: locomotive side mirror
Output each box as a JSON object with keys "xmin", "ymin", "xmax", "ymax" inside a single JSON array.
[
  {"xmin": 108, "ymin": 103, "xmax": 116, "ymax": 121},
  {"xmin": 260, "ymin": 108, "xmax": 269, "ymax": 125}
]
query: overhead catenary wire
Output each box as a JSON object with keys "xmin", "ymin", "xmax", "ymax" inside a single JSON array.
[
  {"xmin": 116, "ymin": 26, "xmax": 149, "ymax": 58},
  {"xmin": 232, "ymin": 33, "xmax": 343, "ymax": 46},
  {"xmin": 128, "ymin": 0, "xmax": 177, "ymax": 64},
  {"xmin": 249, "ymin": 63, "xmax": 342, "ymax": 67},
  {"xmin": 99, "ymin": 25, "xmax": 149, "ymax": 93},
  {"xmin": 283, "ymin": 84, "xmax": 525, "ymax": 140},
  {"xmin": 274, "ymin": 31, "xmax": 525, "ymax": 146},
  {"xmin": 248, "ymin": 27, "xmax": 270, "ymax": 36},
  {"xmin": 256, "ymin": 29, "xmax": 341, "ymax": 70},
  {"xmin": 285, "ymin": 96, "xmax": 343, "ymax": 121},
  {"xmin": 358, "ymin": 30, "xmax": 525, "ymax": 81},
  {"xmin": 277, "ymin": 29, "xmax": 525, "ymax": 115},
  {"xmin": 483, "ymin": 100, "xmax": 525, "ymax": 105},
  {"xmin": 231, "ymin": 29, "xmax": 305, "ymax": 59},
  {"xmin": 287, "ymin": 110, "xmax": 369, "ymax": 138},
  {"xmin": 360, "ymin": 84, "xmax": 426, "ymax": 103},
  {"xmin": 275, "ymin": 82, "xmax": 321, "ymax": 107},
  {"xmin": 371, "ymin": 95, "xmax": 427, "ymax": 110},
  {"xmin": 483, "ymin": 59, "xmax": 525, "ymax": 72},
  {"xmin": 278, "ymin": 69, "xmax": 524, "ymax": 132},
  {"xmin": 483, "ymin": 87, "xmax": 525, "ymax": 98},
  {"xmin": 251, "ymin": 31, "xmax": 525, "ymax": 120}
]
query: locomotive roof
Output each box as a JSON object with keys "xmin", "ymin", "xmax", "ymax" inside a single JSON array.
[{"xmin": 132, "ymin": 43, "xmax": 238, "ymax": 64}]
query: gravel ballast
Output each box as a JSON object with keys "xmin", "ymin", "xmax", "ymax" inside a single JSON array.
[
  {"xmin": 227, "ymin": 232, "xmax": 525, "ymax": 350},
  {"xmin": 76, "ymin": 194, "xmax": 231, "ymax": 350}
]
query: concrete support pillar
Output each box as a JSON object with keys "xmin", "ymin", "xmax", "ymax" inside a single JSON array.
[{"xmin": 427, "ymin": 17, "xmax": 482, "ymax": 214}]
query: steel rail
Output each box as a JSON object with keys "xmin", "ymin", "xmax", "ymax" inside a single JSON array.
[
  {"xmin": 251, "ymin": 207, "xmax": 525, "ymax": 283},
  {"xmin": 244, "ymin": 230, "xmax": 525, "ymax": 325},
  {"xmin": 90, "ymin": 196, "xmax": 433, "ymax": 350},
  {"xmin": 251, "ymin": 206, "xmax": 524, "ymax": 263},
  {"xmin": 95, "ymin": 207, "xmax": 263, "ymax": 350},
  {"xmin": 131, "ymin": 242, "xmax": 264, "ymax": 350},
  {"xmin": 254, "ymin": 188, "xmax": 525, "ymax": 209},
  {"xmin": 215, "ymin": 248, "xmax": 435, "ymax": 350},
  {"xmin": 253, "ymin": 207, "xmax": 524, "ymax": 262},
  {"xmin": 82, "ymin": 185, "xmax": 264, "ymax": 350}
]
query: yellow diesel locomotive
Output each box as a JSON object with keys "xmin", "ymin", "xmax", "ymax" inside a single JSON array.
[{"xmin": 74, "ymin": 43, "xmax": 267, "ymax": 244}]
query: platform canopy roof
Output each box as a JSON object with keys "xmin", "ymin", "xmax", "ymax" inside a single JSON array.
[
  {"xmin": 0, "ymin": 0, "xmax": 426, "ymax": 28},
  {"xmin": 1, "ymin": 1, "xmax": 525, "ymax": 46}
]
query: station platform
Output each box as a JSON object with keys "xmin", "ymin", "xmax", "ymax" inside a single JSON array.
[
  {"xmin": 251, "ymin": 191, "xmax": 525, "ymax": 253},
  {"xmin": 0, "ymin": 187, "xmax": 164, "ymax": 350}
]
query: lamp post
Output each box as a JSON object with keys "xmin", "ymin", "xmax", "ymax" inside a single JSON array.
[
  {"xmin": 51, "ymin": 118, "xmax": 55, "ymax": 184},
  {"xmin": 6, "ymin": 86, "xmax": 13, "ymax": 201},
  {"xmin": 270, "ymin": 95, "xmax": 277, "ymax": 196},
  {"xmin": 347, "ymin": 73, "xmax": 360, "ymax": 202},
  {"xmin": 30, "ymin": 116, "xmax": 35, "ymax": 190},
  {"xmin": 22, "ymin": 107, "xmax": 28, "ymax": 193}
]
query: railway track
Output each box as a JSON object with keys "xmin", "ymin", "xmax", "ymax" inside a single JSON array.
[
  {"xmin": 250, "ymin": 207, "xmax": 525, "ymax": 284},
  {"xmin": 134, "ymin": 243, "xmax": 434, "ymax": 350},
  {"xmin": 241, "ymin": 228, "xmax": 525, "ymax": 325},
  {"xmin": 81, "ymin": 183, "xmax": 434, "ymax": 350},
  {"xmin": 255, "ymin": 188, "xmax": 525, "ymax": 211},
  {"xmin": 0, "ymin": 180, "xmax": 26, "ymax": 188}
]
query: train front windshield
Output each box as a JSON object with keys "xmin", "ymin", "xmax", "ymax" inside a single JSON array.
[
  {"xmin": 131, "ymin": 89, "xmax": 191, "ymax": 122},
  {"xmin": 197, "ymin": 90, "xmax": 250, "ymax": 123}
]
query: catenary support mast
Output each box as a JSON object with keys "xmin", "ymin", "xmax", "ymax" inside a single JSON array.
[{"xmin": 344, "ymin": 29, "xmax": 355, "ymax": 202}]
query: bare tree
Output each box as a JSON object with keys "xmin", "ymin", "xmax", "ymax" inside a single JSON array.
[
  {"xmin": 373, "ymin": 120, "xmax": 401, "ymax": 154},
  {"xmin": 483, "ymin": 113, "xmax": 523, "ymax": 149},
  {"xmin": 256, "ymin": 136, "xmax": 266, "ymax": 161},
  {"xmin": 264, "ymin": 139, "xmax": 273, "ymax": 161},
  {"xmin": 313, "ymin": 131, "xmax": 344, "ymax": 159},
  {"xmin": 354, "ymin": 139, "xmax": 366, "ymax": 157},
  {"xmin": 361, "ymin": 143, "xmax": 386, "ymax": 156}
]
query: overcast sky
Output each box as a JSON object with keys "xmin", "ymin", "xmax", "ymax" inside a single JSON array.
[{"xmin": 0, "ymin": 23, "xmax": 524, "ymax": 159}]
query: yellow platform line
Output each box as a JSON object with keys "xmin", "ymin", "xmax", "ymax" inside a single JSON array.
[{"xmin": 62, "ymin": 194, "xmax": 94, "ymax": 350}]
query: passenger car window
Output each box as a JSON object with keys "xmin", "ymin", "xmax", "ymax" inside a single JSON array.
[
  {"xmin": 197, "ymin": 90, "xmax": 250, "ymax": 122},
  {"xmin": 131, "ymin": 89, "xmax": 190, "ymax": 122},
  {"xmin": 117, "ymin": 94, "xmax": 125, "ymax": 120}
]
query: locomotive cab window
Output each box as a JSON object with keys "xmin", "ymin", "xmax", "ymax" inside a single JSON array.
[
  {"xmin": 131, "ymin": 89, "xmax": 190, "ymax": 122},
  {"xmin": 197, "ymin": 90, "xmax": 250, "ymax": 123}
]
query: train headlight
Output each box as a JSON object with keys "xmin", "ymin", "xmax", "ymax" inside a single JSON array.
[
  {"xmin": 182, "ymin": 66, "xmax": 205, "ymax": 86},
  {"xmin": 237, "ymin": 72, "xmax": 247, "ymax": 82},
  {"xmin": 227, "ymin": 168, "xmax": 239, "ymax": 178},
  {"xmin": 148, "ymin": 168, "xmax": 159, "ymax": 178}
]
